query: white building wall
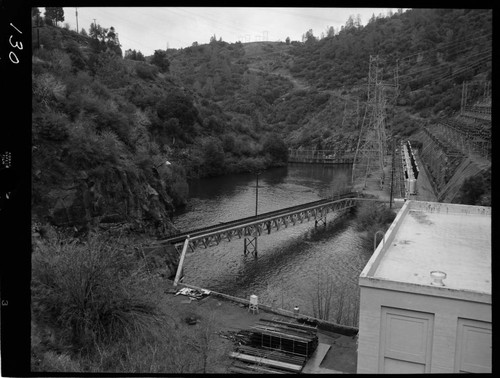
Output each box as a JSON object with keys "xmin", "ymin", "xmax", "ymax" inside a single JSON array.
[{"xmin": 357, "ymin": 285, "xmax": 491, "ymax": 374}]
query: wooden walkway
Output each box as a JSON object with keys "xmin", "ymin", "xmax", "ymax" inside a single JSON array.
[
  {"xmin": 159, "ymin": 192, "xmax": 358, "ymax": 250},
  {"xmin": 301, "ymin": 343, "xmax": 342, "ymax": 374}
]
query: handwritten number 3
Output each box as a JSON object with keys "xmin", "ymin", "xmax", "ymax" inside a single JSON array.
[
  {"xmin": 8, "ymin": 35, "xmax": 22, "ymax": 64},
  {"xmin": 9, "ymin": 35, "xmax": 23, "ymax": 50}
]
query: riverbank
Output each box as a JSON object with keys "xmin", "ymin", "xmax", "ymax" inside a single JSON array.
[{"xmin": 30, "ymin": 231, "xmax": 357, "ymax": 374}]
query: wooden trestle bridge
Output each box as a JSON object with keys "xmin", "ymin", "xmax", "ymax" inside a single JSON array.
[{"xmin": 156, "ymin": 192, "xmax": 364, "ymax": 285}]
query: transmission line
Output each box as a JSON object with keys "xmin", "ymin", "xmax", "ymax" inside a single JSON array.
[
  {"xmin": 396, "ymin": 31, "xmax": 492, "ymax": 64},
  {"xmin": 436, "ymin": 57, "xmax": 491, "ymax": 82},
  {"xmin": 396, "ymin": 49, "xmax": 491, "ymax": 92},
  {"xmin": 404, "ymin": 51, "xmax": 491, "ymax": 85},
  {"xmin": 398, "ymin": 46, "xmax": 492, "ymax": 81}
]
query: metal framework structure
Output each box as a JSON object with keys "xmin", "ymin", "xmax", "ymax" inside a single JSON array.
[
  {"xmin": 414, "ymin": 79, "xmax": 491, "ymax": 201},
  {"xmin": 434, "ymin": 118, "xmax": 491, "ymax": 160},
  {"xmin": 461, "ymin": 80, "xmax": 491, "ymax": 120},
  {"xmin": 417, "ymin": 113, "xmax": 491, "ymax": 202},
  {"xmin": 419, "ymin": 126, "xmax": 466, "ymax": 193},
  {"xmin": 169, "ymin": 194, "xmax": 359, "ymax": 285},
  {"xmin": 171, "ymin": 197, "xmax": 356, "ymax": 250},
  {"xmin": 352, "ymin": 55, "xmax": 390, "ymax": 189}
]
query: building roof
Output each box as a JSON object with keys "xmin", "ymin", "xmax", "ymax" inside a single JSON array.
[{"xmin": 359, "ymin": 200, "xmax": 491, "ymax": 302}]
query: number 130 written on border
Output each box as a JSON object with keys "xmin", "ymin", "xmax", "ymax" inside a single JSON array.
[{"xmin": 4, "ymin": 23, "xmax": 23, "ymax": 64}]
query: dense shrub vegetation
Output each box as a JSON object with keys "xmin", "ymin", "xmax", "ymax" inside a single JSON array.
[
  {"xmin": 32, "ymin": 236, "xmax": 158, "ymax": 352},
  {"xmin": 354, "ymin": 200, "xmax": 397, "ymax": 250},
  {"xmin": 455, "ymin": 168, "xmax": 491, "ymax": 206},
  {"xmin": 31, "ymin": 234, "xmax": 231, "ymax": 373}
]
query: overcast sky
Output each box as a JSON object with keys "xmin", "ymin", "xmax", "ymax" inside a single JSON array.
[{"xmin": 46, "ymin": 7, "xmax": 401, "ymax": 56}]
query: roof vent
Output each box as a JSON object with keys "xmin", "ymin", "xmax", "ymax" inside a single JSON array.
[{"xmin": 430, "ymin": 271, "xmax": 446, "ymax": 286}]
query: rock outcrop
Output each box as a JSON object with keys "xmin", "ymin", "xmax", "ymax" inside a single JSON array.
[{"xmin": 32, "ymin": 162, "xmax": 177, "ymax": 237}]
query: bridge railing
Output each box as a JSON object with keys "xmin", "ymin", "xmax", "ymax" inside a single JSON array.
[{"xmin": 159, "ymin": 191, "xmax": 358, "ymax": 244}]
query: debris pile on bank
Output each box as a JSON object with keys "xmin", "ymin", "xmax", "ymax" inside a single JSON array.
[{"xmin": 174, "ymin": 287, "xmax": 211, "ymax": 301}]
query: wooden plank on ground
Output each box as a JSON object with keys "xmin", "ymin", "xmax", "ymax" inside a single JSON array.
[
  {"xmin": 257, "ymin": 326, "xmax": 315, "ymax": 340},
  {"xmin": 256, "ymin": 321, "xmax": 313, "ymax": 334},
  {"xmin": 256, "ymin": 321, "xmax": 316, "ymax": 337},
  {"xmin": 231, "ymin": 361, "xmax": 289, "ymax": 375},
  {"xmin": 237, "ymin": 346, "xmax": 306, "ymax": 365},
  {"xmin": 259, "ymin": 318, "xmax": 318, "ymax": 332},
  {"xmin": 229, "ymin": 366, "xmax": 261, "ymax": 374},
  {"xmin": 257, "ymin": 346, "xmax": 307, "ymax": 364},
  {"xmin": 229, "ymin": 352, "xmax": 303, "ymax": 372},
  {"xmin": 247, "ymin": 365, "xmax": 288, "ymax": 374},
  {"xmin": 251, "ymin": 326, "xmax": 314, "ymax": 342}
]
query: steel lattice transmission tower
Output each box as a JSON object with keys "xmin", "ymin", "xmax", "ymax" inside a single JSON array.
[{"xmin": 352, "ymin": 55, "xmax": 392, "ymax": 189}]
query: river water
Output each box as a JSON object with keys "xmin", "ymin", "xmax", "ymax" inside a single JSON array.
[{"xmin": 173, "ymin": 164, "xmax": 371, "ymax": 325}]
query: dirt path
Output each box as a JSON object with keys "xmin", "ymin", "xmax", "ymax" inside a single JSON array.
[{"xmin": 247, "ymin": 66, "xmax": 311, "ymax": 91}]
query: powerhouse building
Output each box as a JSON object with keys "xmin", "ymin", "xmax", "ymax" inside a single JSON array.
[{"xmin": 357, "ymin": 200, "xmax": 491, "ymax": 373}]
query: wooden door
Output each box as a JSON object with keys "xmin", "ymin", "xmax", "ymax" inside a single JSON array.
[
  {"xmin": 455, "ymin": 318, "xmax": 491, "ymax": 373},
  {"xmin": 379, "ymin": 307, "xmax": 434, "ymax": 373}
]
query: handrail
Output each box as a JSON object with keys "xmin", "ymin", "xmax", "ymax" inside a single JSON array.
[{"xmin": 159, "ymin": 192, "xmax": 358, "ymax": 244}]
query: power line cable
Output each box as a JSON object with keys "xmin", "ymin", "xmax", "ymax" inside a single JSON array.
[
  {"xmin": 436, "ymin": 56, "xmax": 491, "ymax": 82},
  {"xmin": 397, "ymin": 48, "xmax": 492, "ymax": 83},
  {"xmin": 396, "ymin": 31, "xmax": 492, "ymax": 63},
  {"xmin": 397, "ymin": 48, "xmax": 491, "ymax": 83},
  {"xmin": 402, "ymin": 55, "xmax": 491, "ymax": 93},
  {"xmin": 410, "ymin": 40, "xmax": 492, "ymax": 65}
]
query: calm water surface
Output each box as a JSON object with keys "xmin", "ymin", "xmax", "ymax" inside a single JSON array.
[{"xmin": 173, "ymin": 164, "xmax": 370, "ymax": 321}]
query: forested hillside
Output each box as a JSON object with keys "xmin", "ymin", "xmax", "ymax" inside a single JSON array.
[
  {"xmin": 167, "ymin": 8, "xmax": 491, "ymax": 151},
  {"xmin": 31, "ymin": 19, "xmax": 289, "ymax": 235},
  {"xmin": 31, "ymin": 7, "xmax": 491, "ymax": 233}
]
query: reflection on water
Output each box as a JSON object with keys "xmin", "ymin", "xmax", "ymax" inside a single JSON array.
[{"xmin": 173, "ymin": 164, "xmax": 369, "ymax": 324}]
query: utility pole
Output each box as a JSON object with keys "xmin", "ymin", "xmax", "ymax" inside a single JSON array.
[
  {"xmin": 390, "ymin": 140, "xmax": 395, "ymax": 208},
  {"xmin": 255, "ymin": 172, "xmax": 259, "ymax": 216},
  {"xmin": 75, "ymin": 7, "xmax": 79, "ymax": 33},
  {"xmin": 33, "ymin": 10, "xmax": 42, "ymax": 49}
]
